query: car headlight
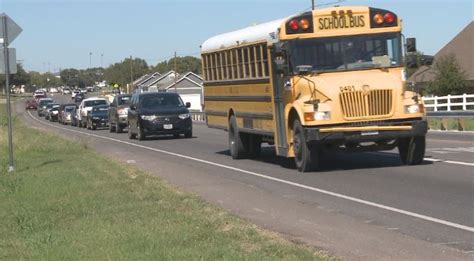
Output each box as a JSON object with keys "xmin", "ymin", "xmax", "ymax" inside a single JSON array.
[
  {"xmin": 118, "ymin": 108, "xmax": 128, "ymax": 115},
  {"xmin": 405, "ymin": 104, "xmax": 423, "ymax": 114},
  {"xmin": 314, "ymin": 111, "xmax": 331, "ymax": 120},
  {"xmin": 179, "ymin": 113, "xmax": 190, "ymax": 119},
  {"xmin": 92, "ymin": 117, "xmax": 101, "ymax": 120},
  {"xmin": 52, "ymin": 111, "xmax": 58, "ymax": 115},
  {"xmin": 141, "ymin": 115, "xmax": 157, "ymax": 121}
]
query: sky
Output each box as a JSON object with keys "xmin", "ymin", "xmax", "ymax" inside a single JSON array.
[{"xmin": 1, "ymin": 0, "xmax": 472, "ymax": 73}]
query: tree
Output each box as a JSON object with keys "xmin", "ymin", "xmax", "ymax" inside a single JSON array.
[
  {"xmin": 0, "ymin": 63, "xmax": 31, "ymax": 93},
  {"xmin": 104, "ymin": 57, "xmax": 149, "ymax": 88},
  {"xmin": 405, "ymin": 51, "xmax": 424, "ymax": 78},
  {"xmin": 427, "ymin": 53, "xmax": 469, "ymax": 96},
  {"xmin": 152, "ymin": 56, "xmax": 201, "ymax": 75}
]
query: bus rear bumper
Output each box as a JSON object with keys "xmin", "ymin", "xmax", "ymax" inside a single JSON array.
[{"xmin": 304, "ymin": 120, "xmax": 427, "ymax": 144}]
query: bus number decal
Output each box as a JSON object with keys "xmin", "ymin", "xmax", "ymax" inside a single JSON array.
[{"xmin": 340, "ymin": 86, "xmax": 355, "ymax": 92}]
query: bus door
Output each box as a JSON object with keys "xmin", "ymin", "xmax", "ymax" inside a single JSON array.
[{"xmin": 270, "ymin": 43, "xmax": 289, "ymax": 157}]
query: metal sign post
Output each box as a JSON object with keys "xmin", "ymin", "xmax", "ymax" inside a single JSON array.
[{"xmin": 1, "ymin": 13, "xmax": 22, "ymax": 173}]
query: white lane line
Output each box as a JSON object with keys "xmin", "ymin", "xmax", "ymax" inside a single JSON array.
[
  {"xmin": 28, "ymin": 111, "xmax": 474, "ymax": 233},
  {"xmin": 371, "ymin": 152, "xmax": 474, "ymax": 167}
]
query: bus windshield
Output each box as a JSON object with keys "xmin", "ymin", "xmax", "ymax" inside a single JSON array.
[{"xmin": 288, "ymin": 33, "xmax": 402, "ymax": 73}]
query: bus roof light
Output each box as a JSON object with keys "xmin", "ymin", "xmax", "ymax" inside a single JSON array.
[
  {"xmin": 384, "ymin": 13, "xmax": 395, "ymax": 24},
  {"xmin": 373, "ymin": 13, "xmax": 384, "ymax": 25},
  {"xmin": 300, "ymin": 19, "xmax": 310, "ymax": 30},
  {"xmin": 289, "ymin": 19, "xmax": 299, "ymax": 31}
]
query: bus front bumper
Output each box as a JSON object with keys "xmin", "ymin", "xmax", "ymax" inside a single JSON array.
[{"xmin": 304, "ymin": 120, "xmax": 427, "ymax": 144}]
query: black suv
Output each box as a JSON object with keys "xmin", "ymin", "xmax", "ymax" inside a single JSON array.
[
  {"xmin": 108, "ymin": 94, "xmax": 132, "ymax": 133},
  {"xmin": 128, "ymin": 92, "xmax": 192, "ymax": 140},
  {"xmin": 86, "ymin": 104, "xmax": 109, "ymax": 130}
]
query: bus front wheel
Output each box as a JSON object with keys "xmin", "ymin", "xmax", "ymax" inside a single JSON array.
[
  {"xmin": 398, "ymin": 136, "xmax": 426, "ymax": 165},
  {"xmin": 229, "ymin": 115, "xmax": 247, "ymax": 159},
  {"xmin": 293, "ymin": 119, "xmax": 319, "ymax": 172}
]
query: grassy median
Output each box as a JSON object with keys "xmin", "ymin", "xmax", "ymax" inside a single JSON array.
[{"xmin": 0, "ymin": 106, "xmax": 328, "ymax": 260}]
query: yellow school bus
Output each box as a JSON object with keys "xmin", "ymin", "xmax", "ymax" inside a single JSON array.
[{"xmin": 201, "ymin": 6, "xmax": 427, "ymax": 172}]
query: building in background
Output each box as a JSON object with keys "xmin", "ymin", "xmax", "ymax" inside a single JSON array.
[
  {"xmin": 409, "ymin": 22, "xmax": 474, "ymax": 91},
  {"xmin": 135, "ymin": 71, "xmax": 204, "ymax": 111}
]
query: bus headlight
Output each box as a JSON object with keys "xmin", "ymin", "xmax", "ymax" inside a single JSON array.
[
  {"xmin": 314, "ymin": 111, "xmax": 331, "ymax": 120},
  {"xmin": 405, "ymin": 104, "xmax": 423, "ymax": 114}
]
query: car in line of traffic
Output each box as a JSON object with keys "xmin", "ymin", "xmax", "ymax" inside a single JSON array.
[{"xmin": 34, "ymin": 92, "xmax": 194, "ymax": 140}]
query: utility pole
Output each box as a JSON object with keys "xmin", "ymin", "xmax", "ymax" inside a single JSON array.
[
  {"xmin": 130, "ymin": 55, "xmax": 133, "ymax": 93},
  {"xmin": 174, "ymin": 51, "xmax": 177, "ymax": 93},
  {"xmin": 100, "ymin": 53, "xmax": 103, "ymax": 68},
  {"xmin": 89, "ymin": 52, "xmax": 92, "ymax": 68},
  {"xmin": 312, "ymin": 0, "xmax": 315, "ymax": 10},
  {"xmin": 2, "ymin": 15, "xmax": 14, "ymax": 172}
]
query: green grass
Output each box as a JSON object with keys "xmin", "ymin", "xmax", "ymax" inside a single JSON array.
[
  {"xmin": 0, "ymin": 106, "xmax": 329, "ymax": 260},
  {"xmin": 428, "ymin": 117, "xmax": 474, "ymax": 131}
]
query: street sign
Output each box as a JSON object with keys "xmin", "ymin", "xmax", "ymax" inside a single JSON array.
[
  {"xmin": 0, "ymin": 47, "xmax": 16, "ymax": 74},
  {"xmin": 0, "ymin": 13, "xmax": 22, "ymax": 46}
]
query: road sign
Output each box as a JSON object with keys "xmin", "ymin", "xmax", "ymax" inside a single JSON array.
[
  {"xmin": 0, "ymin": 13, "xmax": 22, "ymax": 46},
  {"xmin": 0, "ymin": 48, "xmax": 16, "ymax": 74}
]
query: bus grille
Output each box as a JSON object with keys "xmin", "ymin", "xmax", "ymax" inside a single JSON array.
[{"xmin": 339, "ymin": 89, "xmax": 393, "ymax": 119}]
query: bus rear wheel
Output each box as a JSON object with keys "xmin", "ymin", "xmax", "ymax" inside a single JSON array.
[
  {"xmin": 398, "ymin": 136, "xmax": 426, "ymax": 165},
  {"xmin": 293, "ymin": 119, "xmax": 319, "ymax": 172},
  {"xmin": 229, "ymin": 115, "xmax": 247, "ymax": 159}
]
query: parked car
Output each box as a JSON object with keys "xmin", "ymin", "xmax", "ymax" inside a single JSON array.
[
  {"xmin": 60, "ymin": 105, "xmax": 77, "ymax": 125},
  {"xmin": 86, "ymin": 86, "xmax": 94, "ymax": 92},
  {"xmin": 70, "ymin": 107, "xmax": 80, "ymax": 127},
  {"xmin": 58, "ymin": 103, "xmax": 77, "ymax": 124},
  {"xmin": 62, "ymin": 87, "xmax": 71, "ymax": 95},
  {"xmin": 77, "ymin": 97, "xmax": 108, "ymax": 128},
  {"xmin": 25, "ymin": 99, "xmax": 37, "ymax": 110},
  {"xmin": 80, "ymin": 88, "xmax": 87, "ymax": 94},
  {"xmin": 49, "ymin": 87, "xmax": 59, "ymax": 93},
  {"xmin": 74, "ymin": 93, "xmax": 85, "ymax": 103},
  {"xmin": 86, "ymin": 104, "xmax": 109, "ymax": 130},
  {"xmin": 37, "ymin": 98, "xmax": 54, "ymax": 116},
  {"xmin": 48, "ymin": 106, "xmax": 60, "ymax": 122},
  {"xmin": 128, "ymin": 92, "xmax": 192, "ymax": 140},
  {"xmin": 45, "ymin": 104, "xmax": 60, "ymax": 121},
  {"xmin": 71, "ymin": 90, "xmax": 81, "ymax": 100},
  {"xmin": 108, "ymin": 94, "xmax": 132, "ymax": 133}
]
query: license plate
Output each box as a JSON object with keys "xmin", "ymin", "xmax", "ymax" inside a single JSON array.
[
  {"xmin": 361, "ymin": 131, "xmax": 379, "ymax": 136},
  {"xmin": 163, "ymin": 124, "xmax": 173, "ymax": 130}
]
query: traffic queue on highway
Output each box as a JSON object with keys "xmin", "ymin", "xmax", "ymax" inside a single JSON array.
[{"xmin": 26, "ymin": 89, "xmax": 194, "ymax": 140}]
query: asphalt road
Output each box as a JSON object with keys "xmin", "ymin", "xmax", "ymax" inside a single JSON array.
[{"xmin": 17, "ymin": 95, "xmax": 474, "ymax": 260}]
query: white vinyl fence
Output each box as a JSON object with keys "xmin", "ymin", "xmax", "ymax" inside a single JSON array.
[{"xmin": 422, "ymin": 94, "xmax": 474, "ymax": 111}]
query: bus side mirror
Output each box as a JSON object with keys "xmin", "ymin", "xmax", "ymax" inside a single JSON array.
[
  {"xmin": 186, "ymin": 102, "xmax": 191, "ymax": 108},
  {"xmin": 274, "ymin": 59, "xmax": 288, "ymax": 74},
  {"xmin": 406, "ymin": 38, "xmax": 417, "ymax": 53},
  {"xmin": 406, "ymin": 55, "xmax": 418, "ymax": 68}
]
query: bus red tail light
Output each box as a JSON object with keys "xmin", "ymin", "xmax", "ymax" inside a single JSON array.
[
  {"xmin": 289, "ymin": 19, "xmax": 299, "ymax": 31},
  {"xmin": 286, "ymin": 11, "xmax": 314, "ymax": 34},
  {"xmin": 369, "ymin": 8, "xmax": 398, "ymax": 28},
  {"xmin": 384, "ymin": 13, "xmax": 395, "ymax": 24}
]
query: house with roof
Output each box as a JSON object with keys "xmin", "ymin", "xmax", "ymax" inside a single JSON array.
[
  {"xmin": 165, "ymin": 72, "xmax": 204, "ymax": 111},
  {"xmin": 409, "ymin": 22, "xmax": 474, "ymax": 91},
  {"xmin": 133, "ymin": 72, "xmax": 161, "ymax": 89},
  {"xmin": 144, "ymin": 71, "xmax": 180, "ymax": 92}
]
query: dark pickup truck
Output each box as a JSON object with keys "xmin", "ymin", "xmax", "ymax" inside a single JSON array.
[{"xmin": 108, "ymin": 94, "xmax": 132, "ymax": 133}]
